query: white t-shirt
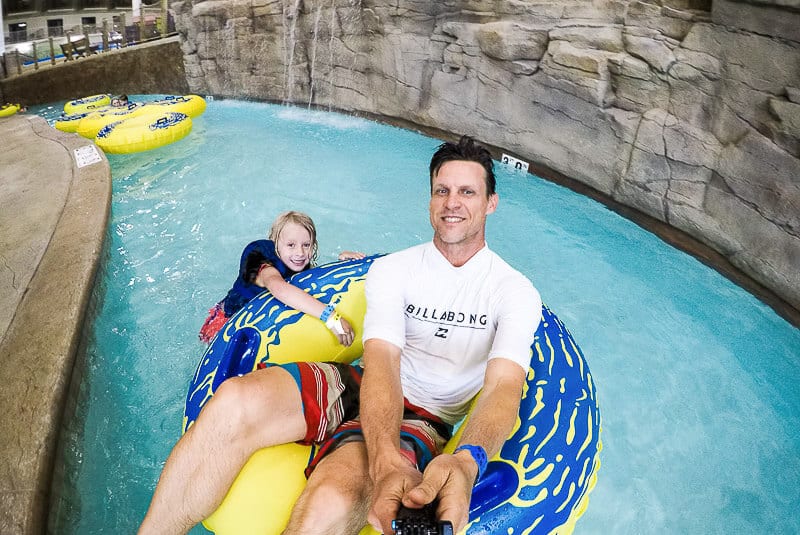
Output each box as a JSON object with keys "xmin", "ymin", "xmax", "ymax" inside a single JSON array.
[{"xmin": 363, "ymin": 242, "xmax": 542, "ymax": 425}]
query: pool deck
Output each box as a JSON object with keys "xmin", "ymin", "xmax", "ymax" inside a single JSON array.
[{"xmin": 0, "ymin": 113, "xmax": 110, "ymax": 534}]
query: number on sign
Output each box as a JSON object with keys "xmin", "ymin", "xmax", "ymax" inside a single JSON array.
[{"xmin": 501, "ymin": 153, "xmax": 529, "ymax": 173}]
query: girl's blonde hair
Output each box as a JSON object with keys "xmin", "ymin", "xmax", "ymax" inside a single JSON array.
[{"xmin": 268, "ymin": 211, "xmax": 319, "ymax": 267}]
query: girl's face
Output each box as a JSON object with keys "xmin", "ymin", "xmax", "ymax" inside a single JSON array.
[{"xmin": 275, "ymin": 222, "xmax": 313, "ymax": 272}]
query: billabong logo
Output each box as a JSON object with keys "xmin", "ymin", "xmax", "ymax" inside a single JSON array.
[{"xmin": 405, "ymin": 304, "xmax": 488, "ymax": 330}]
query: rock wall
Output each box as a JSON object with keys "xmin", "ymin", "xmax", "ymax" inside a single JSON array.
[{"xmin": 171, "ymin": 0, "xmax": 800, "ymax": 311}]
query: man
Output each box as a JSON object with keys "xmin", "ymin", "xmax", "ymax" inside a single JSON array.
[{"xmin": 138, "ymin": 135, "xmax": 541, "ymax": 535}]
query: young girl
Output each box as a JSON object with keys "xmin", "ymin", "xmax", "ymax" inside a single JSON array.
[{"xmin": 199, "ymin": 211, "xmax": 365, "ymax": 344}]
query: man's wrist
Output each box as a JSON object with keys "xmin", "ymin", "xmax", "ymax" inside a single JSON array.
[
  {"xmin": 454, "ymin": 444, "xmax": 488, "ymax": 482},
  {"xmin": 370, "ymin": 446, "xmax": 414, "ymax": 481}
]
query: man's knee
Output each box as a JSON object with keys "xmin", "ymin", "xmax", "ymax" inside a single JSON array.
[
  {"xmin": 201, "ymin": 369, "xmax": 304, "ymax": 442},
  {"xmin": 304, "ymin": 480, "xmax": 359, "ymax": 517},
  {"xmin": 207, "ymin": 375, "xmax": 248, "ymax": 408},
  {"xmin": 287, "ymin": 443, "xmax": 371, "ymax": 533},
  {"xmin": 290, "ymin": 477, "xmax": 368, "ymax": 533},
  {"xmin": 201, "ymin": 376, "xmax": 261, "ymax": 432}
]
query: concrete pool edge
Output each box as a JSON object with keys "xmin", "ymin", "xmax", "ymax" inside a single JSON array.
[{"xmin": 0, "ymin": 115, "xmax": 111, "ymax": 534}]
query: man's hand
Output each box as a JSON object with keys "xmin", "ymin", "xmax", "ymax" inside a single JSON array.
[
  {"xmin": 402, "ymin": 451, "xmax": 477, "ymax": 533},
  {"xmin": 368, "ymin": 455, "xmax": 423, "ymax": 535}
]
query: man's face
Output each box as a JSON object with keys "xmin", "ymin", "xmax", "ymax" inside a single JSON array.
[{"xmin": 429, "ymin": 160, "xmax": 498, "ymax": 250}]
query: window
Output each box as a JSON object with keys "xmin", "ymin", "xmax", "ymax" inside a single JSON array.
[
  {"xmin": 8, "ymin": 22, "xmax": 28, "ymax": 43},
  {"xmin": 80, "ymin": 16, "xmax": 97, "ymax": 32},
  {"xmin": 47, "ymin": 18, "xmax": 64, "ymax": 37}
]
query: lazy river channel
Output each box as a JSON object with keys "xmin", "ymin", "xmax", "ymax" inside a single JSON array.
[{"xmin": 38, "ymin": 99, "xmax": 800, "ymax": 534}]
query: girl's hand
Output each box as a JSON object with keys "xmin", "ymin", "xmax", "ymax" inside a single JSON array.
[
  {"xmin": 338, "ymin": 316, "xmax": 355, "ymax": 346},
  {"xmin": 338, "ymin": 251, "xmax": 366, "ymax": 261},
  {"xmin": 326, "ymin": 314, "xmax": 356, "ymax": 346}
]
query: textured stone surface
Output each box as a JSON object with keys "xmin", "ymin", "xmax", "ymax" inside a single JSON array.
[
  {"xmin": 0, "ymin": 117, "xmax": 111, "ymax": 535},
  {"xmin": 768, "ymin": 97, "xmax": 800, "ymax": 156},
  {"xmin": 712, "ymin": 0, "xmax": 800, "ymax": 42},
  {"xmin": 172, "ymin": 0, "xmax": 800, "ymax": 310}
]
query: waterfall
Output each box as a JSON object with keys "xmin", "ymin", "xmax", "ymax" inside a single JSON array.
[
  {"xmin": 222, "ymin": 19, "xmax": 239, "ymax": 98},
  {"xmin": 282, "ymin": 0, "xmax": 303, "ymax": 104},
  {"xmin": 327, "ymin": 0, "xmax": 337, "ymax": 110},
  {"xmin": 308, "ymin": 1, "xmax": 323, "ymax": 108},
  {"xmin": 282, "ymin": 0, "xmax": 362, "ymax": 108}
]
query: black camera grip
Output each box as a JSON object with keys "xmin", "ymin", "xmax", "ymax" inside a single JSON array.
[{"xmin": 392, "ymin": 502, "xmax": 454, "ymax": 535}]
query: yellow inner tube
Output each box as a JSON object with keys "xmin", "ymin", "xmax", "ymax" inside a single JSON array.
[
  {"xmin": 95, "ymin": 112, "xmax": 193, "ymax": 154},
  {"xmin": 54, "ymin": 111, "xmax": 91, "ymax": 133},
  {"xmin": 64, "ymin": 94, "xmax": 111, "ymax": 114},
  {"xmin": 75, "ymin": 103, "xmax": 147, "ymax": 139},
  {"xmin": 185, "ymin": 257, "xmax": 601, "ymax": 535},
  {"xmin": 0, "ymin": 104, "xmax": 20, "ymax": 118},
  {"xmin": 141, "ymin": 95, "xmax": 207, "ymax": 118}
]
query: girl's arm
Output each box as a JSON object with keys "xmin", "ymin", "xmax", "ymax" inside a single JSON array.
[{"xmin": 256, "ymin": 264, "xmax": 355, "ymax": 346}]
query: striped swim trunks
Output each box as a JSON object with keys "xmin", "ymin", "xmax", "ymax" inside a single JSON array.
[{"xmin": 263, "ymin": 361, "xmax": 453, "ymax": 476}]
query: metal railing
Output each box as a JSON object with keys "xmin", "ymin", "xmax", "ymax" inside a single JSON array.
[
  {"xmin": 1, "ymin": 14, "xmax": 176, "ymax": 79},
  {"xmin": 6, "ymin": 29, "xmax": 29, "ymax": 44}
]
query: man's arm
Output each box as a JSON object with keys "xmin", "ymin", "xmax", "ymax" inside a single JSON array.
[
  {"xmin": 361, "ymin": 338, "xmax": 424, "ymax": 534},
  {"xmin": 406, "ymin": 357, "xmax": 526, "ymax": 533}
]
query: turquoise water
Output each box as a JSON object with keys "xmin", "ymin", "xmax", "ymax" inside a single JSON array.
[{"xmin": 40, "ymin": 100, "xmax": 800, "ymax": 534}]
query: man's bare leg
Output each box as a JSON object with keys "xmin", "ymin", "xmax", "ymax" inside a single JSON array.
[
  {"xmin": 283, "ymin": 441, "xmax": 372, "ymax": 535},
  {"xmin": 138, "ymin": 367, "xmax": 307, "ymax": 535}
]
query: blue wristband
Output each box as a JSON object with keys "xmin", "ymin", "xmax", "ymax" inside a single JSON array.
[
  {"xmin": 454, "ymin": 444, "xmax": 488, "ymax": 482},
  {"xmin": 319, "ymin": 303, "xmax": 335, "ymax": 322}
]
